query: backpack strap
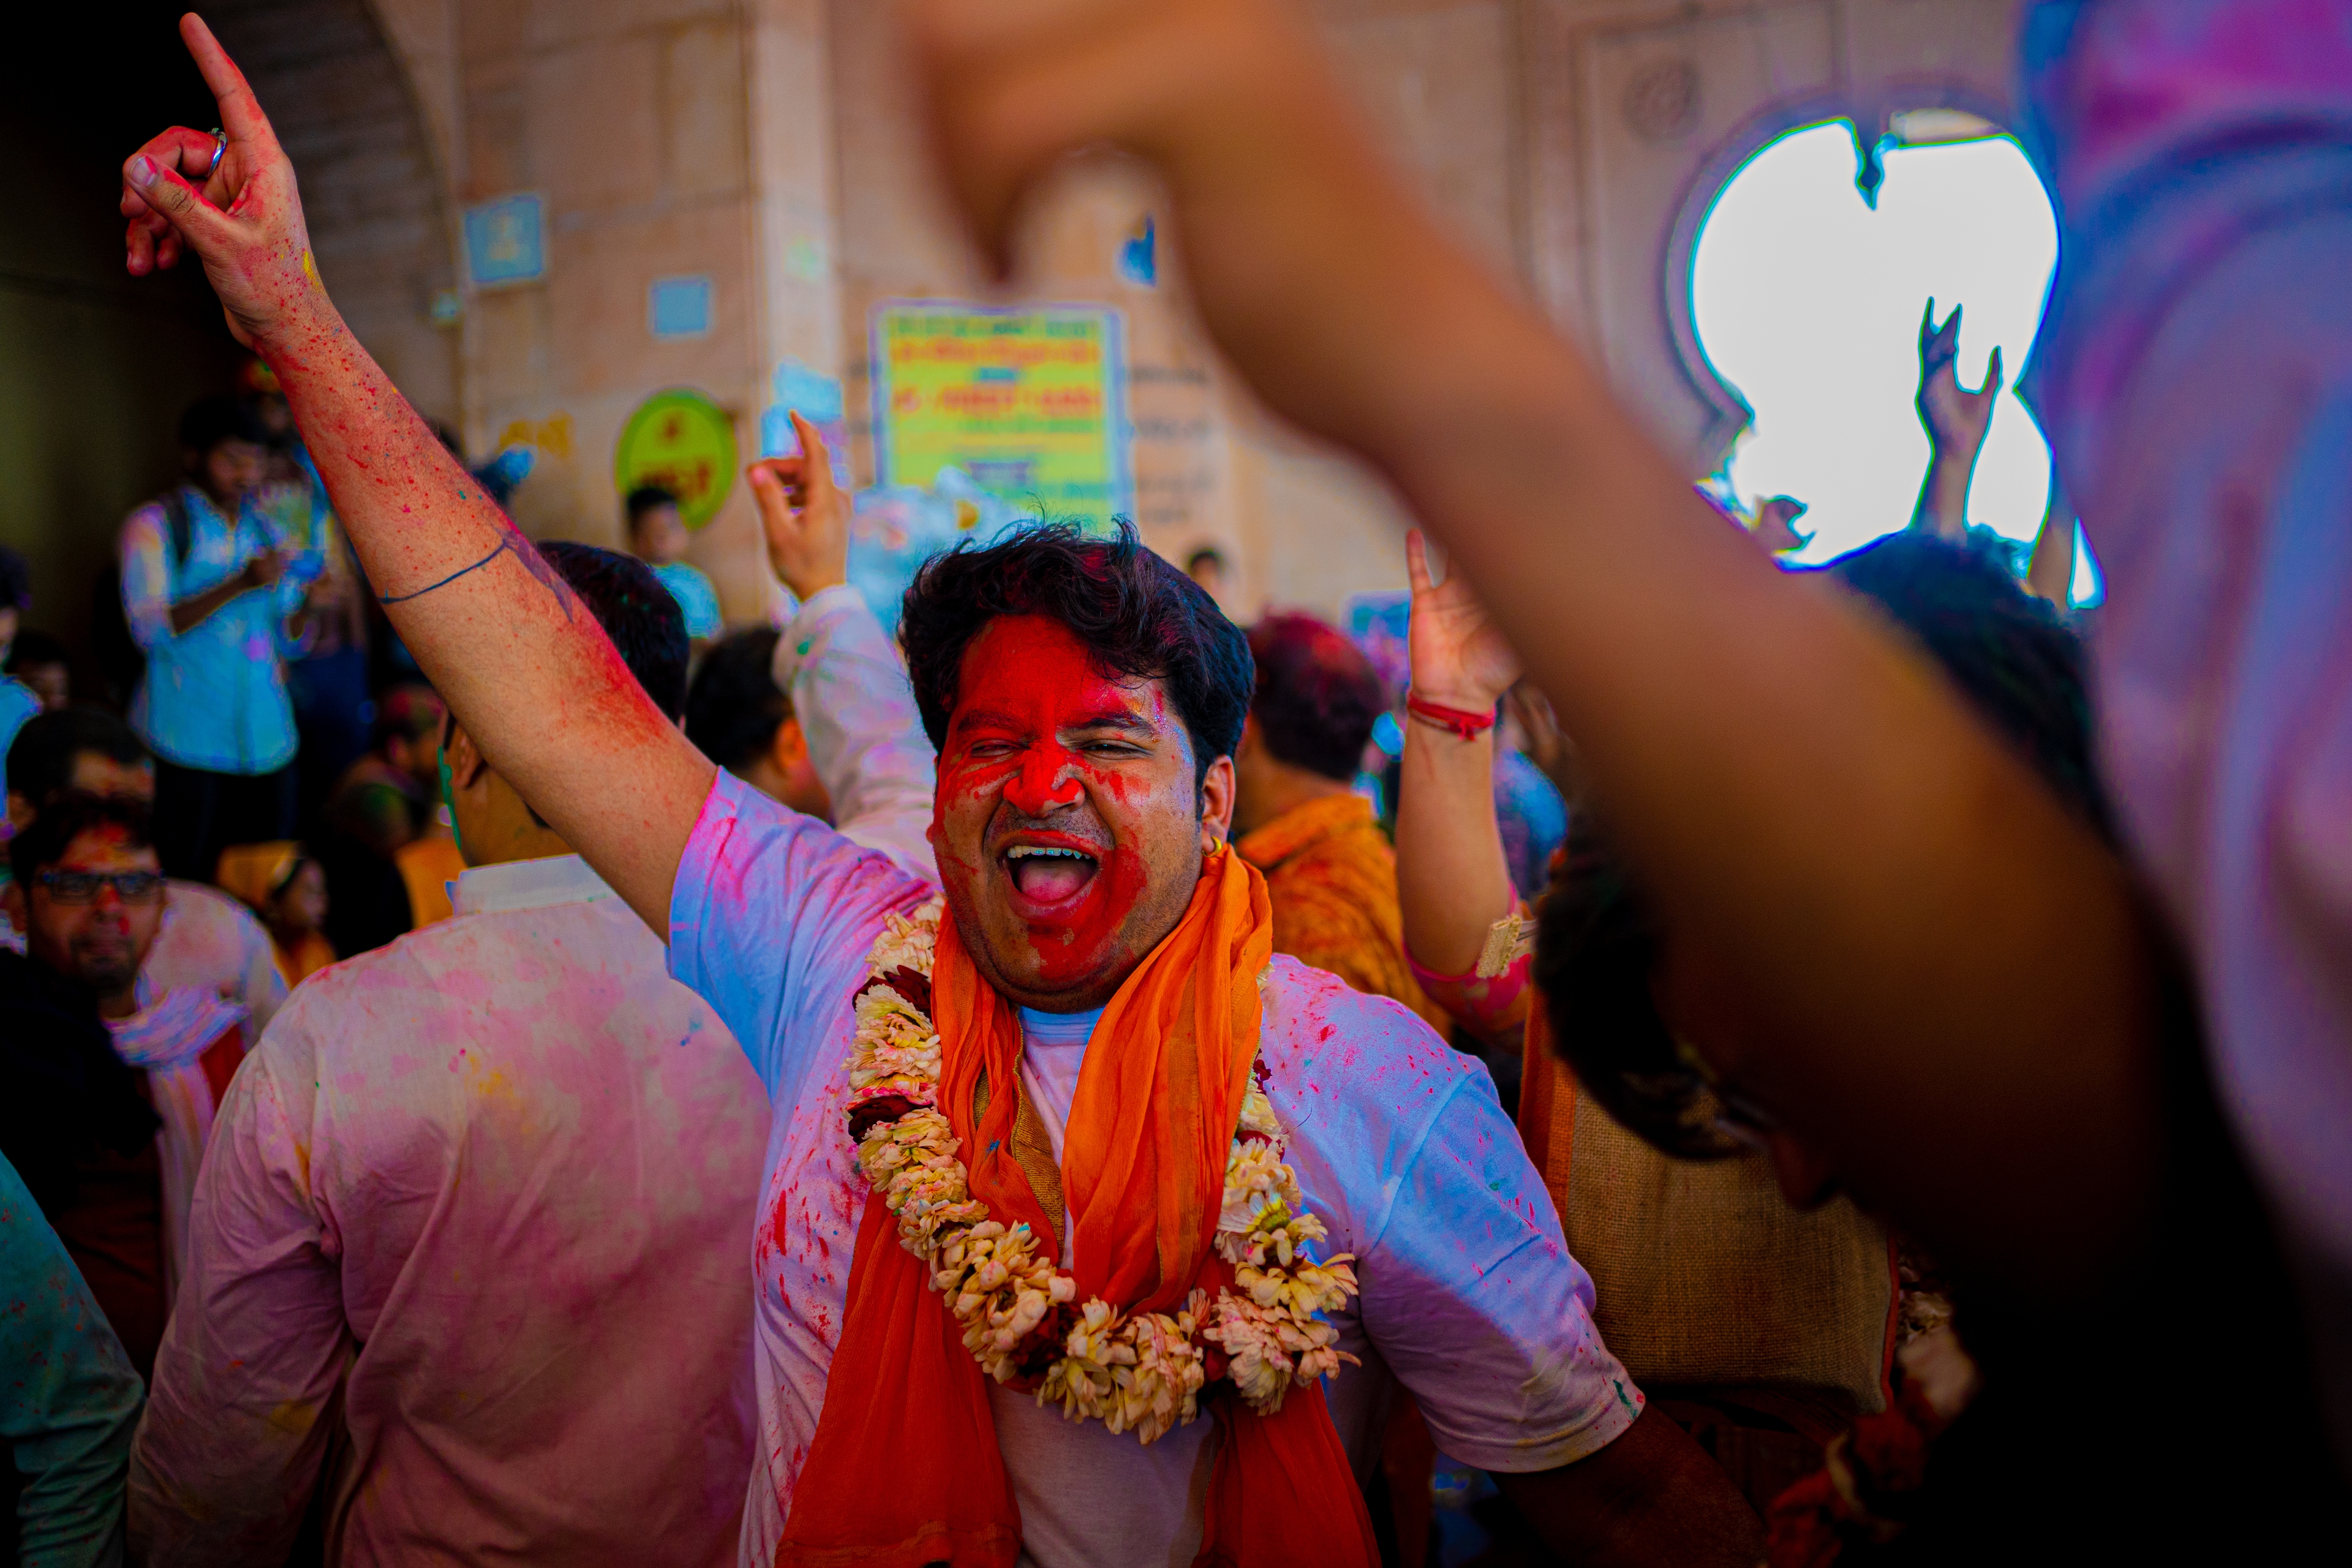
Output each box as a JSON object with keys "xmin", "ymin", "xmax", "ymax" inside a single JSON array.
[{"xmin": 160, "ymin": 486, "xmax": 194, "ymax": 575}]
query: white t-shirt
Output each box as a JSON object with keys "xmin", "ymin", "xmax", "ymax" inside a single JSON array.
[
  {"xmin": 998, "ymin": 1006, "xmax": 1211, "ymax": 1568},
  {"xmin": 669, "ymin": 773, "xmax": 1642, "ymax": 1568}
]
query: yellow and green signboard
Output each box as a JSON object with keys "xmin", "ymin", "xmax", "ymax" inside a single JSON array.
[
  {"xmin": 614, "ymin": 388, "xmax": 737, "ymax": 530},
  {"xmin": 872, "ymin": 303, "xmax": 1130, "ymax": 526}
]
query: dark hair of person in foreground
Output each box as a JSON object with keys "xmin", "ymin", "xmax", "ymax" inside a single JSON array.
[
  {"xmin": 898, "ymin": 520, "xmax": 1253, "ymax": 790},
  {"xmin": 8, "ymin": 707, "xmax": 150, "ymax": 812},
  {"xmin": 685, "ymin": 626, "xmax": 790, "ymax": 775}
]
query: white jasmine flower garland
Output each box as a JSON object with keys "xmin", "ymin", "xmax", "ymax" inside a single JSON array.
[{"xmin": 845, "ymin": 899, "xmax": 1359, "ymax": 1444}]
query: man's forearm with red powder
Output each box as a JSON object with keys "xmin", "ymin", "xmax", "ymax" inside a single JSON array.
[{"xmin": 263, "ymin": 303, "xmax": 711, "ymax": 931}]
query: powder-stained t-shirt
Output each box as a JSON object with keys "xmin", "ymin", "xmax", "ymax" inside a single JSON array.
[
  {"xmin": 130, "ymin": 854, "xmax": 769, "ymax": 1568},
  {"xmin": 669, "ymin": 771, "xmax": 1642, "ymax": 1568},
  {"xmin": 145, "ymin": 880, "xmax": 288, "ymax": 1039}
]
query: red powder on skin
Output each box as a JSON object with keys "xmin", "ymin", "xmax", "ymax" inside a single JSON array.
[
  {"xmin": 932, "ymin": 616, "xmax": 1182, "ymax": 987},
  {"xmin": 1031, "ymin": 845, "xmax": 1144, "ymax": 987}
]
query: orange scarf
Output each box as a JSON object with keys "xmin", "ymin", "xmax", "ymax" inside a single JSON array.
[{"xmin": 777, "ymin": 848, "xmax": 1378, "ymax": 1567}]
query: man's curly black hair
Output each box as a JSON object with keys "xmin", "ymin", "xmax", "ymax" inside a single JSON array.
[
  {"xmin": 897, "ymin": 520, "xmax": 1253, "ymax": 794},
  {"xmin": 1537, "ymin": 531, "xmax": 2114, "ymax": 1160}
]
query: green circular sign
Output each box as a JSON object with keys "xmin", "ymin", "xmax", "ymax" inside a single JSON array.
[{"xmin": 614, "ymin": 388, "xmax": 738, "ymax": 530}]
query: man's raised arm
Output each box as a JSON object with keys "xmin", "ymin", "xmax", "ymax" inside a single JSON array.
[{"xmin": 120, "ymin": 14, "xmax": 712, "ymax": 932}]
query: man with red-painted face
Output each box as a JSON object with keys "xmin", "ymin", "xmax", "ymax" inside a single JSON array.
[{"xmin": 115, "ymin": 20, "xmax": 1756, "ymax": 1566}]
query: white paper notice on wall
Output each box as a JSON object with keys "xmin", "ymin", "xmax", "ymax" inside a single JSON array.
[{"xmin": 649, "ymin": 275, "xmax": 714, "ymax": 340}]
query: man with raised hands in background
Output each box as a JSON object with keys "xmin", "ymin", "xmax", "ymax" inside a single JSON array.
[{"xmin": 114, "ymin": 16, "xmax": 1760, "ymax": 1568}]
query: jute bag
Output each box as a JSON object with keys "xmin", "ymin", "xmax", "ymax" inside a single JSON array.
[{"xmin": 1519, "ymin": 1005, "xmax": 1894, "ymax": 1416}]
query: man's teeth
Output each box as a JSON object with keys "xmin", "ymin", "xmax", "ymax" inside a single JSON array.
[{"xmin": 1006, "ymin": 846, "xmax": 1094, "ymax": 861}]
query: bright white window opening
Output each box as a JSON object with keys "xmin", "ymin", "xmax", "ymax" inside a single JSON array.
[{"xmin": 1691, "ymin": 116, "xmax": 2100, "ymax": 603}]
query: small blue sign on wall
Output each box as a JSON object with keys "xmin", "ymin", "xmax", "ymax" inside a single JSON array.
[
  {"xmin": 649, "ymin": 275, "xmax": 713, "ymax": 339},
  {"xmin": 463, "ymin": 193, "xmax": 547, "ymax": 288}
]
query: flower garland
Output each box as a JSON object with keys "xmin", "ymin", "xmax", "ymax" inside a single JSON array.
[{"xmin": 845, "ymin": 899, "xmax": 1359, "ymax": 1444}]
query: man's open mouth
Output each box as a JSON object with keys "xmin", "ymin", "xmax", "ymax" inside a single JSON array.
[{"xmin": 1003, "ymin": 842, "xmax": 1101, "ymax": 907}]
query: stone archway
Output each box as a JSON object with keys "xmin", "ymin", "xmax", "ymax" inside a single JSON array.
[
  {"xmin": 210, "ymin": 0, "xmax": 462, "ymax": 423},
  {"xmin": 0, "ymin": 2, "xmax": 456, "ymax": 678}
]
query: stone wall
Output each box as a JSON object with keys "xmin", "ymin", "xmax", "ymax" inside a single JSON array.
[
  {"xmin": 329, "ymin": 0, "xmax": 2026, "ymax": 627},
  {"xmin": 214, "ymin": 0, "xmax": 462, "ymax": 424}
]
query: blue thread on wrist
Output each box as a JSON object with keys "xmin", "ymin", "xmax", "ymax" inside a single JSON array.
[{"xmin": 381, "ymin": 536, "xmax": 515, "ymax": 603}]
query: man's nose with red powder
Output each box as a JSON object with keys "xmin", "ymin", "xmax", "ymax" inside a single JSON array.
[{"xmin": 1002, "ymin": 742, "xmax": 1087, "ymax": 816}]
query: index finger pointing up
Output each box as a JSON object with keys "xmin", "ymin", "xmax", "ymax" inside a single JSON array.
[
  {"xmin": 179, "ymin": 13, "xmax": 281, "ymax": 159},
  {"xmin": 1406, "ymin": 528, "xmax": 1436, "ymax": 597}
]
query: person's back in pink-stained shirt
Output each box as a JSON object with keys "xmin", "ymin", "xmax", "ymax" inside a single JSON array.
[
  {"xmin": 126, "ymin": 543, "xmax": 941, "ymax": 1568},
  {"xmin": 127, "ymin": 853, "xmax": 768, "ymax": 1567}
]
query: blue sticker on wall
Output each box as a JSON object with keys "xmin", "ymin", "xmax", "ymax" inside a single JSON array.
[
  {"xmin": 760, "ymin": 358, "xmax": 853, "ymax": 486},
  {"xmin": 1118, "ymin": 216, "xmax": 1157, "ymax": 287},
  {"xmin": 649, "ymin": 275, "xmax": 714, "ymax": 339},
  {"xmin": 464, "ymin": 193, "xmax": 547, "ymax": 288}
]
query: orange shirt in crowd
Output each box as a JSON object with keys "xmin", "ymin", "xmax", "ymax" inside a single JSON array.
[
  {"xmin": 396, "ymin": 835, "xmax": 466, "ymax": 929},
  {"xmin": 1235, "ymin": 793, "xmax": 1452, "ymax": 1037},
  {"xmin": 272, "ymin": 932, "xmax": 336, "ymax": 989}
]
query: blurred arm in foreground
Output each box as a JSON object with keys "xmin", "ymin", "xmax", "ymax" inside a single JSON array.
[{"xmin": 900, "ymin": 0, "xmax": 2164, "ymax": 1306}]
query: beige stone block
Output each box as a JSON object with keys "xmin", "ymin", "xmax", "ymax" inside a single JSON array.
[
  {"xmin": 528, "ymin": 34, "xmax": 664, "ymax": 216},
  {"xmin": 546, "ymin": 200, "xmax": 755, "ymax": 398},
  {"xmin": 827, "ymin": 0, "xmax": 970, "ymax": 285},
  {"xmin": 1229, "ymin": 415, "xmax": 1412, "ymax": 626},
  {"xmin": 500, "ymin": 388, "xmax": 638, "ymax": 546},
  {"xmin": 663, "ymin": 20, "xmax": 750, "ymax": 203},
  {"xmin": 521, "ymin": 0, "xmax": 736, "ymax": 55},
  {"xmin": 374, "ymin": 0, "xmax": 466, "ymax": 195},
  {"xmin": 462, "ymin": 78, "xmax": 531, "ymax": 198},
  {"xmin": 469, "ymin": 287, "xmax": 553, "ymax": 406},
  {"xmin": 747, "ymin": 0, "xmax": 843, "ymax": 377}
]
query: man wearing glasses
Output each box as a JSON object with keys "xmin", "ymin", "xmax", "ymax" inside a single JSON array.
[{"xmin": 1, "ymin": 795, "xmax": 247, "ymax": 1377}]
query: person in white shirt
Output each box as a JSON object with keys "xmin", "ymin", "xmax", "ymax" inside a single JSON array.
[
  {"xmin": 684, "ymin": 482, "xmax": 937, "ymax": 884},
  {"xmin": 7, "ymin": 706, "xmax": 287, "ymax": 1033},
  {"xmin": 132, "ymin": 532, "xmax": 943, "ymax": 1566}
]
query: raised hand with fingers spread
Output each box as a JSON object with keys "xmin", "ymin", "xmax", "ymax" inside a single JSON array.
[
  {"xmin": 1910, "ymin": 299, "xmax": 2002, "ymax": 539},
  {"xmin": 748, "ymin": 413, "xmax": 851, "ymax": 602},
  {"xmin": 1394, "ymin": 528, "xmax": 1521, "ymax": 984}
]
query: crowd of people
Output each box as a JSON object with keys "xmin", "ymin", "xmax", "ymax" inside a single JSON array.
[{"xmin": 6, "ymin": 1, "xmax": 2350, "ymax": 1564}]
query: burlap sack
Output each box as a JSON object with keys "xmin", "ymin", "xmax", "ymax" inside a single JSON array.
[{"xmin": 1520, "ymin": 1023, "xmax": 1893, "ymax": 1415}]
